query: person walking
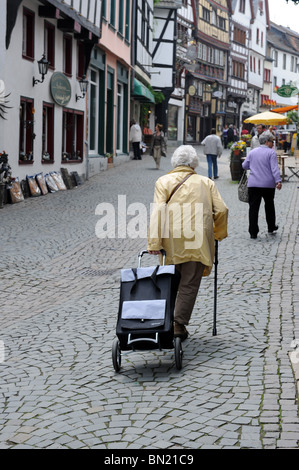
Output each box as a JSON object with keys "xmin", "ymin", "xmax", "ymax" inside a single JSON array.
[
  {"xmin": 251, "ymin": 124, "xmax": 267, "ymax": 149},
  {"xmin": 129, "ymin": 120, "xmax": 142, "ymax": 160},
  {"xmin": 150, "ymin": 124, "xmax": 167, "ymax": 170},
  {"xmin": 222, "ymin": 124, "xmax": 228, "ymax": 149},
  {"xmin": 201, "ymin": 128, "xmax": 223, "ymax": 179},
  {"xmin": 242, "ymin": 133, "xmax": 282, "ymax": 239},
  {"xmin": 227, "ymin": 124, "xmax": 234, "ymax": 146},
  {"xmin": 147, "ymin": 145, "xmax": 228, "ymax": 340}
]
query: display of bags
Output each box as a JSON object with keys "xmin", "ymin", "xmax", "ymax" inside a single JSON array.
[
  {"xmin": 27, "ymin": 175, "xmax": 41, "ymax": 197},
  {"xmin": 35, "ymin": 172, "xmax": 48, "ymax": 195},
  {"xmin": 9, "ymin": 178, "xmax": 24, "ymax": 203},
  {"xmin": 45, "ymin": 173, "xmax": 59, "ymax": 192},
  {"xmin": 238, "ymin": 170, "xmax": 249, "ymax": 203},
  {"xmin": 51, "ymin": 171, "xmax": 67, "ymax": 190}
]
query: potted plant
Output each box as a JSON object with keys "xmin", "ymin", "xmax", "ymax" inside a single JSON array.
[
  {"xmin": 241, "ymin": 134, "xmax": 252, "ymax": 147},
  {"xmin": 229, "ymin": 141, "xmax": 247, "ymax": 181},
  {"xmin": 105, "ymin": 153, "xmax": 114, "ymax": 164}
]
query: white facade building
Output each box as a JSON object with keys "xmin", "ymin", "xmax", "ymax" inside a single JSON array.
[{"xmin": 0, "ymin": 0, "xmax": 102, "ymax": 183}]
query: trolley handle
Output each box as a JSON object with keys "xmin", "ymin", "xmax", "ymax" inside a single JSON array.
[{"xmin": 138, "ymin": 249, "xmax": 166, "ymax": 267}]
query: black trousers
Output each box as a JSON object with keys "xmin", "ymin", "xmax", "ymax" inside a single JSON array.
[
  {"xmin": 248, "ymin": 187, "xmax": 276, "ymax": 237},
  {"xmin": 132, "ymin": 142, "xmax": 141, "ymax": 159}
]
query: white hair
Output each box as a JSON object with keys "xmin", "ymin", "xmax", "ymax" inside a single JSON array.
[{"xmin": 171, "ymin": 145, "xmax": 199, "ymax": 169}]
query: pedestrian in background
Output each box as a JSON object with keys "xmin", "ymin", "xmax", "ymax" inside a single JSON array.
[
  {"xmin": 201, "ymin": 128, "xmax": 223, "ymax": 180},
  {"xmin": 227, "ymin": 124, "xmax": 234, "ymax": 145},
  {"xmin": 129, "ymin": 119, "xmax": 142, "ymax": 160},
  {"xmin": 242, "ymin": 133, "xmax": 282, "ymax": 239},
  {"xmin": 147, "ymin": 145, "xmax": 228, "ymax": 340},
  {"xmin": 222, "ymin": 124, "xmax": 228, "ymax": 149},
  {"xmin": 251, "ymin": 124, "xmax": 266, "ymax": 149},
  {"xmin": 150, "ymin": 124, "xmax": 167, "ymax": 170}
]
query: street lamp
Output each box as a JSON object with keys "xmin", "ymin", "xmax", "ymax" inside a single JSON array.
[
  {"xmin": 76, "ymin": 75, "xmax": 88, "ymax": 102},
  {"xmin": 33, "ymin": 54, "xmax": 49, "ymax": 86}
]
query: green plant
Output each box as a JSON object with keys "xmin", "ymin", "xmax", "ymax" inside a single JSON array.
[{"xmin": 148, "ymin": 85, "xmax": 165, "ymax": 104}]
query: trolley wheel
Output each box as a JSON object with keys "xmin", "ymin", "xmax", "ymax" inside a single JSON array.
[
  {"xmin": 112, "ymin": 338, "xmax": 121, "ymax": 372},
  {"xmin": 174, "ymin": 337, "xmax": 183, "ymax": 370}
]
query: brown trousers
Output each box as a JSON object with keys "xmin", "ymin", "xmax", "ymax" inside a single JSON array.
[{"xmin": 174, "ymin": 261, "xmax": 205, "ymax": 325}]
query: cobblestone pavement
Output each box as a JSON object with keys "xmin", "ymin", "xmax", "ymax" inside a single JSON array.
[{"xmin": 0, "ymin": 146, "xmax": 298, "ymax": 449}]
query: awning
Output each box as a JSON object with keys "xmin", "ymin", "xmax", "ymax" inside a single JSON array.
[
  {"xmin": 132, "ymin": 78, "xmax": 155, "ymax": 104},
  {"xmin": 270, "ymin": 105, "xmax": 298, "ymax": 114}
]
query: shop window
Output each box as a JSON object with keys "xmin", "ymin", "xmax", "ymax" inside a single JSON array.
[
  {"xmin": 62, "ymin": 109, "xmax": 84, "ymax": 162},
  {"xmin": 44, "ymin": 21, "xmax": 55, "ymax": 68},
  {"xmin": 42, "ymin": 103, "xmax": 54, "ymax": 163},
  {"xmin": 22, "ymin": 7, "xmax": 35, "ymax": 60},
  {"xmin": 63, "ymin": 34, "xmax": 72, "ymax": 76},
  {"xmin": 19, "ymin": 97, "xmax": 34, "ymax": 164}
]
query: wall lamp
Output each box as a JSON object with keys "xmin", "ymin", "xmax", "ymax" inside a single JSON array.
[
  {"xmin": 76, "ymin": 75, "xmax": 88, "ymax": 102},
  {"xmin": 286, "ymin": 0, "xmax": 299, "ymax": 4},
  {"xmin": 33, "ymin": 54, "xmax": 49, "ymax": 87}
]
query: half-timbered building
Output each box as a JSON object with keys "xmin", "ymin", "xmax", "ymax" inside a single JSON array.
[{"xmin": 188, "ymin": 0, "xmax": 232, "ymax": 142}]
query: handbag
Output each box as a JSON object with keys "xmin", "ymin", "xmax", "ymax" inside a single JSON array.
[{"xmin": 238, "ymin": 171, "xmax": 249, "ymax": 203}]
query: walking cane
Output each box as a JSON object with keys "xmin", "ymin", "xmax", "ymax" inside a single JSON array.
[{"xmin": 213, "ymin": 239, "xmax": 218, "ymax": 336}]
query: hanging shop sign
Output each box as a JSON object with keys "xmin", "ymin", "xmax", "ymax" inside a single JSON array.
[
  {"xmin": 276, "ymin": 85, "xmax": 298, "ymax": 98},
  {"xmin": 50, "ymin": 72, "xmax": 71, "ymax": 106}
]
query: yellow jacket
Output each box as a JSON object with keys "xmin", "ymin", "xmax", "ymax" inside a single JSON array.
[{"xmin": 147, "ymin": 166, "xmax": 228, "ymax": 276}]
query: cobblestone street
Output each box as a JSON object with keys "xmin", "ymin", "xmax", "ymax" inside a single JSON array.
[{"xmin": 0, "ymin": 146, "xmax": 298, "ymax": 450}]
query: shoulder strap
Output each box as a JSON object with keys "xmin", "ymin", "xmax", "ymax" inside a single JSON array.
[{"xmin": 166, "ymin": 173, "xmax": 194, "ymax": 204}]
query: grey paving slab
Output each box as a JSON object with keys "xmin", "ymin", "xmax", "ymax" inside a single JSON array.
[{"xmin": 0, "ymin": 146, "xmax": 298, "ymax": 449}]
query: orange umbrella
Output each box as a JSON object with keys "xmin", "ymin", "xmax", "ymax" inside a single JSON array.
[{"xmin": 271, "ymin": 105, "xmax": 298, "ymax": 113}]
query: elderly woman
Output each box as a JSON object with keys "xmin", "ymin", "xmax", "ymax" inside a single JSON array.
[
  {"xmin": 147, "ymin": 145, "xmax": 228, "ymax": 340},
  {"xmin": 242, "ymin": 133, "xmax": 282, "ymax": 239}
]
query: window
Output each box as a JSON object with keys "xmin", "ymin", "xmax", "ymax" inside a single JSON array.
[
  {"xmin": 110, "ymin": 0, "xmax": 116, "ymax": 27},
  {"xmin": 125, "ymin": 0, "xmax": 130, "ymax": 41},
  {"xmin": 118, "ymin": 0, "xmax": 124, "ymax": 35},
  {"xmin": 77, "ymin": 42, "xmax": 85, "ymax": 78},
  {"xmin": 63, "ymin": 34, "xmax": 72, "ymax": 76},
  {"xmin": 239, "ymin": 0, "xmax": 245, "ymax": 13},
  {"xmin": 283, "ymin": 54, "xmax": 286, "ymax": 70},
  {"xmin": 272, "ymin": 50, "xmax": 278, "ymax": 67},
  {"xmin": 62, "ymin": 109, "xmax": 84, "ymax": 161},
  {"xmin": 232, "ymin": 60, "xmax": 245, "ymax": 79},
  {"xmin": 273, "ymin": 76, "xmax": 277, "ymax": 88},
  {"xmin": 218, "ymin": 16, "xmax": 225, "ymax": 30},
  {"xmin": 261, "ymin": 94, "xmax": 269, "ymax": 106},
  {"xmin": 22, "ymin": 8, "xmax": 35, "ymax": 60},
  {"xmin": 258, "ymin": 59, "xmax": 261, "ymax": 75},
  {"xmin": 264, "ymin": 68, "xmax": 271, "ymax": 82},
  {"xmin": 44, "ymin": 21, "xmax": 55, "ymax": 68},
  {"xmin": 42, "ymin": 103, "xmax": 54, "ymax": 162},
  {"xmin": 234, "ymin": 27, "xmax": 246, "ymax": 45},
  {"xmin": 261, "ymin": 32, "xmax": 264, "ymax": 47},
  {"xmin": 202, "ymin": 8, "xmax": 210, "ymax": 23},
  {"xmin": 19, "ymin": 97, "xmax": 34, "ymax": 163},
  {"xmin": 212, "ymin": 9, "xmax": 217, "ymax": 25},
  {"xmin": 291, "ymin": 56, "xmax": 294, "ymax": 72},
  {"xmin": 89, "ymin": 69, "xmax": 99, "ymax": 155}
]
